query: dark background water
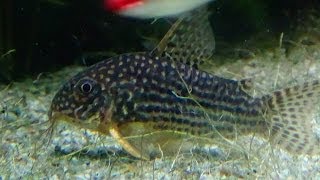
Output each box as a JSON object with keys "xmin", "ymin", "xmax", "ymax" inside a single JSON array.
[{"xmin": 0, "ymin": 0, "xmax": 319, "ymax": 82}]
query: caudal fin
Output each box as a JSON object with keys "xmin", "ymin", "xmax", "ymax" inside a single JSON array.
[{"xmin": 267, "ymin": 80, "xmax": 320, "ymax": 155}]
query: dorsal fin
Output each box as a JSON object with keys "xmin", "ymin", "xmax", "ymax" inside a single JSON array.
[{"xmin": 151, "ymin": 7, "xmax": 215, "ymax": 69}]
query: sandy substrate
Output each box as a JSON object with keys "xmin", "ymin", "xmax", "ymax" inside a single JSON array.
[{"xmin": 1, "ymin": 11, "xmax": 320, "ymax": 179}]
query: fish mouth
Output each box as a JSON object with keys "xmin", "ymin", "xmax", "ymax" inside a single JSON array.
[{"xmin": 48, "ymin": 109, "xmax": 103, "ymax": 132}]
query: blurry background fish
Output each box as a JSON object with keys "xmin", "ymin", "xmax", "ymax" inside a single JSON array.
[{"xmin": 104, "ymin": 0, "xmax": 214, "ymax": 18}]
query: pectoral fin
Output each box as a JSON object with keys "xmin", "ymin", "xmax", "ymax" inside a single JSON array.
[{"xmin": 109, "ymin": 122, "xmax": 151, "ymax": 160}]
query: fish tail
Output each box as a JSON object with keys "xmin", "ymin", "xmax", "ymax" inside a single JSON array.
[{"xmin": 267, "ymin": 80, "xmax": 320, "ymax": 155}]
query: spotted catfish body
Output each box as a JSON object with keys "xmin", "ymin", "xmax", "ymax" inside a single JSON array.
[
  {"xmin": 49, "ymin": 8, "xmax": 320, "ymax": 159},
  {"xmin": 53, "ymin": 52, "xmax": 266, "ymax": 133}
]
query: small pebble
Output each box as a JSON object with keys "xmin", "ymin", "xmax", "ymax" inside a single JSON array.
[{"xmin": 0, "ymin": 111, "xmax": 18, "ymax": 122}]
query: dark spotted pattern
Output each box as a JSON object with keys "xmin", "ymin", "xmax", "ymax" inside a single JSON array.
[
  {"xmin": 50, "ymin": 6, "xmax": 320, "ymax": 156},
  {"xmin": 50, "ymin": 52, "xmax": 269, "ymax": 137},
  {"xmin": 50, "ymin": 76, "xmax": 110, "ymax": 121}
]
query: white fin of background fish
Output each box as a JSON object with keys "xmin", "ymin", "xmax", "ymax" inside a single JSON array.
[{"xmin": 107, "ymin": 0, "xmax": 214, "ymax": 19}]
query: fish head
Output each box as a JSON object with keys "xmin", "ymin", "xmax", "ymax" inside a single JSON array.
[{"xmin": 49, "ymin": 73, "xmax": 112, "ymax": 132}]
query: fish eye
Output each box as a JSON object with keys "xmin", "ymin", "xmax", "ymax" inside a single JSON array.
[
  {"xmin": 75, "ymin": 78, "xmax": 101, "ymax": 96},
  {"xmin": 80, "ymin": 81, "xmax": 93, "ymax": 94}
]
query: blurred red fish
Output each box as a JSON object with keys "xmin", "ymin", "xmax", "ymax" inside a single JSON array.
[{"xmin": 104, "ymin": 0, "xmax": 213, "ymax": 18}]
